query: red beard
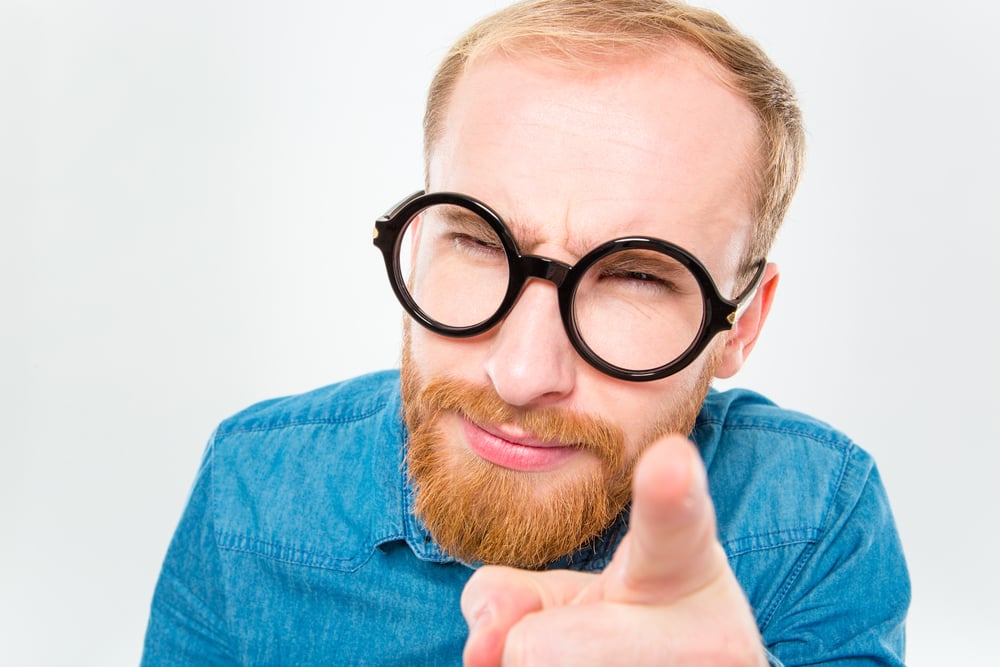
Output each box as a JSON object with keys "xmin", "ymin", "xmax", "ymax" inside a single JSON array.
[{"xmin": 399, "ymin": 343, "xmax": 713, "ymax": 568}]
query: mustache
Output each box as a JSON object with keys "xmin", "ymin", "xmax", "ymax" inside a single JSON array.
[{"xmin": 415, "ymin": 376, "xmax": 627, "ymax": 470}]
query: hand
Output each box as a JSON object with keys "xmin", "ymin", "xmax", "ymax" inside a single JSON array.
[{"xmin": 460, "ymin": 435, "xmax": 768, "ymax": 667}]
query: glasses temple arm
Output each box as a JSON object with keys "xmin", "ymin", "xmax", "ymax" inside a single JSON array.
[{"xmin": 727, "ymin": 260, "xmax": 767, "ymax": 326}]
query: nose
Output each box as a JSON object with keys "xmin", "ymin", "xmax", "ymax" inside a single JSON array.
[{"xmin": 484, "ymin": 279, "xmax": 577, "ymax": 407}]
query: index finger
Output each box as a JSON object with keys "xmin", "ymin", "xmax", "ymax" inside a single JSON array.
[{"xmin": 600, "ymin": 435, "xmax": 729, "ymax": 605}]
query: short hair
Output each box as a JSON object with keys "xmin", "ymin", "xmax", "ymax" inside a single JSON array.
[{"xmin": 424, "ymin": 0, "xmax": 805, "ymax": 271}]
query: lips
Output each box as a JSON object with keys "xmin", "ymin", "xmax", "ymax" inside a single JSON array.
[{"xmin": 460, "ymin": 417, "xmax": 577, "ymax": 472}]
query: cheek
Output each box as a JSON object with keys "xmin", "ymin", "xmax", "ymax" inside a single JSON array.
[
  {"xmin": 611, "ymin": 353, "xmax": 719, "ymax": 459},
  {"xmin": 407, "ymin": 324, "xmax": 484, "ymax": 383}
]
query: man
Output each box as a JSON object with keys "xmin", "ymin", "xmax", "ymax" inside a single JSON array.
[{"xmin": 142, "ymin": 1, "xmax": 909, "ymax": 665}]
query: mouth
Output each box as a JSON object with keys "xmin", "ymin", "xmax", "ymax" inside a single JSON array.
[{"xmin": 459, "ymin": 417, "xmax": 578, "ymax": 472}]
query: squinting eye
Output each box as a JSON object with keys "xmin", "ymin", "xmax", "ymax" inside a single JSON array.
[
  {"xmin": 625, "ymin": 271, "xmax": 659, "ymax": 283},
  {"xmin": 451, "ymin": 233, "xmax": 505, "ymax": 257},
  {"xmin": 454, "ymin": 233, "xmax": 499, "ymax": 248},
  {"xmin": 600, "ymin": 269, "xmax": 673, "ymax": 290}
]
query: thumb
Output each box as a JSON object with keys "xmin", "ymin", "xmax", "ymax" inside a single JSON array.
[
  {"xmin": 600, "ymin": 434, "xmax": 727, "ymax": 605},
  {"xmin": 461, "ymin": 566, "xmax": 593, "ymax": 667}
]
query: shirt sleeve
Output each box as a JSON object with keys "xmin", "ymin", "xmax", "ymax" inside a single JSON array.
[
  {"xmin": 141, "ymin": 437, "xmax": 238, "ymax": 666},
  {"xmin": 762, "ymin": 453, "xmax": 910, "ymax": 666}
]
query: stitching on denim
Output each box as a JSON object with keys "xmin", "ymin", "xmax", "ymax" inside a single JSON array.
[
  {"xmin": 217, "ymin": 531, "xmax": 358, "ymax": 562},
  {"xmin": 722, "ymin": 527, "xmax": 819, "ymax": 557},
  {"xmin": 398, "ymin": 436, "xmax": 432, "ymax": 556},
  {"xmin": 724, "ymin": 536, "xmax": 814, "ymax": 559},
  {"xmin": 816, "ymin": 445, "xmax": 854, "ymax": 535},
  {"xmin": 217, "ymin": 399, "xmax": 390, "ymax": 438},
  {"xmin": 725, "ymin": 526, "xmax": 817, "ymax": 541},
  {"xmin": 215, "ymin": 531, "xmax": 378, "ymax": 572},
  {"xmin": 400, "ymin": 453, "xmax": 413, "ymax": 538},
  {"xmin": 696, "ymin": 419, "xmax": 852, "ymax": 455},
  {"xmin": 759, "ymin": 541, "xmax": 818, "ymax": 632},
  {"xmin": 754, "ymin": 451, "xmax": 856, "ymax": 631}
]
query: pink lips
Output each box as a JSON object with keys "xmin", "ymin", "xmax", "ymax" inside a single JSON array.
[{"xmin": 460, "ymin": 418, "xmax": 577, "ymax": 472}]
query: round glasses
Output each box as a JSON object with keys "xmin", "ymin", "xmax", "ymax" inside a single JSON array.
[{"xmin": 373, "ymin": 191, "xmax": 765, "ymax": 382}]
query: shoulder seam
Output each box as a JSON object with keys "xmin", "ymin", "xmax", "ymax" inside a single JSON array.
[
  {"xmin": 216, "ymin": 399, "xmax": 391, "ymax": 438},
  {"xmin": 696, "ymin": 418, "xmax": 853, "ymax": 454}
]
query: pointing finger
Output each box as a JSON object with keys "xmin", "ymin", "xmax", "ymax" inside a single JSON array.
[{"xmin": 600, "ymin": 434, "xmax": 728, "ymax": 605}]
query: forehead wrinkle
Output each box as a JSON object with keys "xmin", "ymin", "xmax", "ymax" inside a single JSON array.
[
  {"xmin": 494, "ymin": 208, "xmax": 558, "ymax": 257},
  {"xmin": 492, "ymin": 195, "xmax": 659, "ymax": 262}
]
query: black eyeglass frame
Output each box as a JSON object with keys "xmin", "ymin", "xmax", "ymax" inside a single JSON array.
[{"xmin": 373, "ymin": 190, "xmax": 766, "ymax": 382}]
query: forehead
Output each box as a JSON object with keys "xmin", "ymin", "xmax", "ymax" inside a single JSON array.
[{"xmin": 427, "ymin": 43, "xmax": 760, "ymax": 277}]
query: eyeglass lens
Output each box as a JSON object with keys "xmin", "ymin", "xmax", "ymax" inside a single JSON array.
[{"xmin": 395, "ymin": 203, "xmax": 706, "ymax": 373}]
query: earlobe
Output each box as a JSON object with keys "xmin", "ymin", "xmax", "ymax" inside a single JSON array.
[{"xmin": 714, "ymin": 263, "xmax": 779, "ymax": 379}]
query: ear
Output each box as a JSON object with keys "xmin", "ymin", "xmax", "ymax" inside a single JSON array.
[{"xmin": 714, "ymin": 262, "xmax": 779, "ymax": 379}]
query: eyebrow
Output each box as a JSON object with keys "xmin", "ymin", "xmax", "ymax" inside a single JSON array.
[
  {"xmin": 491, "ymin": 209, "xmax": 583, "ymax": 259},
  {"xmin": 600, "ymin": 252, "xmax": 688, "ymax": 274},
  {"xmin": 468, "ymin": 201, "xmax": 686, "ymax": 262},
  {"xmin": 433, "ymin": 207, "xmax": 496, "ymax": 235},
  {"xmin": 497, "ymin": 213, "xmax": 642, "ymax": 262}
]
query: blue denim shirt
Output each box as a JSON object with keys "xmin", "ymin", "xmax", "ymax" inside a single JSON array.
[{"xmin": 142, "ymin": 370, "xmax": 909, "ymax": 666}]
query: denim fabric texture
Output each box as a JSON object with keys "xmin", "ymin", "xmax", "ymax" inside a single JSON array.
[{"xmin": 142, "ymin": 370, "xmax": 909, "ymax": 666}]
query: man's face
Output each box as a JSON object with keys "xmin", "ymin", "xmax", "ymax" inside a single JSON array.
[{"xmin": 402, "ymin": 43, "xmax": 760, "ymax": 568}]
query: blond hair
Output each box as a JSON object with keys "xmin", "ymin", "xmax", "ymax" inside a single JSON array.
[{"xmin": 424, "ymin": 0, "xmax": 805, "ymax": 269}]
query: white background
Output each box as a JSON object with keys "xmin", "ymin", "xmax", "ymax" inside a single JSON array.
[{"xmin": 2, "ymin": 0, "xmax": 998, "ymax": 664}]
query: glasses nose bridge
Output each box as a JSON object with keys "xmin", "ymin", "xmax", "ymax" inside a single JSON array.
[{"xmin": 519, "ymin": 254, "xmax": 572, "ymax": 289}]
